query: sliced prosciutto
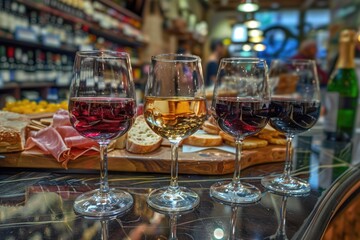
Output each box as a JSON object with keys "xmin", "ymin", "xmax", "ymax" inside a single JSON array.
[{"xmin": 25, "ymin": 109, "xmax": 98, "ymax": 168}]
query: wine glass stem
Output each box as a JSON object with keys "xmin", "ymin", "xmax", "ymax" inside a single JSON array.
[
  {"xmin": 170, "ymin": 142, "xmax": 180, "ymax": 190},
  {"xmin": 232, "ymin": 139, "xmax": 243, "ymax": 185},
  {"xmin": 99, "ymin": 143, "xmax": 110, "ymax": 194},
  {"xmin": 277, "ymin": 196, "xmax": 288, "ymax": 237},
  {"xmin": 101, "ymin": 220, "xmax": 109, "ymax": 240},
  {"xmin": 230, "ymin": 206, "xmax": 238, "ymax": 240},
  {"xmin": 169, "ymin": 214, "xmax": 178, "ymax": 240},
  {"xmin": 283, "ymin": 136, "xmax": 294, "ymax": 180}
]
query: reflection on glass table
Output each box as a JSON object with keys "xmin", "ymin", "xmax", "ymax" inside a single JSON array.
[
  {"xmin": 0, "ymin": 129, "xmax": 359, "ymax": 239},
  {"xmin": 264, "ymin": 195, "xmax": 289, "ymax": 240}
]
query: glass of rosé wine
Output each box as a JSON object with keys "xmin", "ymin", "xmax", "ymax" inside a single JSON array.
[
  {"xmin": 68, "ymin": 50, "xmax": 137, "ymax": 217},
  {"xmin": 261, "ymin": 59, "xmax": 321, "ymax": 196},
  {"xmin": 144, "ymin": 54, "xmax": 207, "ymax": 212},
  {"xmin": 210, "ymin": 58, "xmax": 270, "ymax": 204}
]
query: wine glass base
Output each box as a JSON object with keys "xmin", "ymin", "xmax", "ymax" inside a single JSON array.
[
  {"xmin": 261, "ymin": 175, "xmax": 310, "ymax": 196},
  {"xmin": 73, "ymin": 189, "xmax": 133, "ymax": 217},
  {"xmin": 147, "ymin": 186, "xmax": 200, "ymax": 212},
  {"xmin": 210, "ymin": 181, "xmax": 261, "ymax": 204}
]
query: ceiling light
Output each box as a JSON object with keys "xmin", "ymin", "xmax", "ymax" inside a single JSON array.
[
  {"xmin": 244, "ymin": 19, "xmax": 260, "ymax": 28},
  {"xmin": 249, "ymin": 36, "xmax": 264, "ymax": 43},
  {"xmin": 237, "ymin": 0, "xmax": 259, "ymax": 12},
  {"xmin": 248, "ymin": 29, "xmax": 263, "ymax": 37},
  {"xmin": 242, "ymin": 44, "xmax": 252, "ymax": 51},
  {"xmin": 254, "ymin": 43, "xmax": 266, "ymax": 51}
]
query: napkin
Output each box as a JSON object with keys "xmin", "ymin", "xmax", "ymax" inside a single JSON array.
[
  {"xmin": 25, "ymin": 109, "xmax": 99, "ymax": 168},
  {"xmin": 182, "ymin": 144, "xmax": 236, "ymax": 154}
]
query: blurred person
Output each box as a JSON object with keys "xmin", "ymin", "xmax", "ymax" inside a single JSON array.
[
  {"xmin": 292, "ymin": 39, "xmax": 328, "ymax": 86},
  {"xmin": 205, "ymin": 39, "xmax": 227, "ymax": 87},
  {"xmin": 176, "ymin": 40, "xmax": 192, "ymax": 55}
]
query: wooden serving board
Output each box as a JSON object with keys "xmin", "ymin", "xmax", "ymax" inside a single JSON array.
[{"xmin": 0, "ymin": 145, "xmax": 285, "ymax": 175}]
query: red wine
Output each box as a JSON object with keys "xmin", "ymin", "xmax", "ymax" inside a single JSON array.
[
  {"xmin": 212, "ymin": 97, "xmax": 270, "ymax": 138},
  {"xmin": 269, "ymin": 99, "xmax": 320, "ymax": 135},
  {"xmin": 69, "ymin": 97, "xmax": 136, "ymax": 141}
]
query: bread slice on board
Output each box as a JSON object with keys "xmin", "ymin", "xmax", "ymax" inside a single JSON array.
[
  {"xmin": 126, "ymin": 115, "xmax": 162, "ymax": 154},
  {"xmin": 202, "ymin": 120, "xmax": 220, "ymax": 135},
  {"xmin": 219, "ymin": 131, "xmax": 268, "ymax": 149},
  {"xmin": 183, "ymin": 130, "xmax": 223, "ymax": 147}
]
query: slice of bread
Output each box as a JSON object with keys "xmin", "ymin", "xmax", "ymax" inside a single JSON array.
[
  {"xmin": 224, "ymin": 137, "xmax": 268, "ymax": 149},
  {"xmin": 202, "ymin": 120, "xmax": 220, "ymax": 135},
  {"xmin": 112, "ymin": 133, "xmax": 127, "ymax": 150},
  {"xmin": 182, "ymin": 130, "xmax": 223, "ymax": 147},
  {"xmin": 219, "ymin": 130, "xmax": 268, "ymax": 149},
  {"xmin": 126, "ymin": 115, "xmax": 162, "ymax": 154}
]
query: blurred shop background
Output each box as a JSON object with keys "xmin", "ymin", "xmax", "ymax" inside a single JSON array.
[{"xmin": 0, "ymin": 0, "xmax": 358, "ymax": 110}]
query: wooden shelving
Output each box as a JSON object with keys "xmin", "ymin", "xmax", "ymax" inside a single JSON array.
[
  {"xmin": 17, "ymin": 0, "xmax": 146, "ymax": 48},
  {"xmin": 0, "ymin": 0, "xmax": 145, "ymax": 108},
  {"xmin": 0, "ymin": 31, "xmax": 77, "ymax": 54}
]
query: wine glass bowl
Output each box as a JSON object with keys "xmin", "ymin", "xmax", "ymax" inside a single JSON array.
[
  {"xmin": 210, "ymin": 58, "xmax": 270, "ymax": 204},
  {"xmin": 144, "ymin": 53, "xmax": 207, "ymax": 212},
  {"xmin": 261, "ymin": 59, "xmax": 321, "ymax": 196},
  {"xmin": 68, "ymin": 50, "xmax": 137, "ymax": 217}
]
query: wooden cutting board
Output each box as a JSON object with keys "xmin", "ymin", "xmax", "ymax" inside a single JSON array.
[{"xmin": 0, "ymin": 145, "xmax": 285, "ymax": 175}]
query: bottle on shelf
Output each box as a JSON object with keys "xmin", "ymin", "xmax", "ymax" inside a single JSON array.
[
  {"xmin": 35, "ymin": 49, "xmax": 46, "ymax": 82},
  {"xmin": 0, "ymin": 0, "xmax": 8, "ymax": 32},
  {"xmin": 324, "ymin": 29, "xmax": 359, "ymax": 142},
  {"xmin": 6, "ymin": 46, "xmax": 16, "ymax": 82},
  {"xmin": 0, "ymin": 46, "xmax": 10, "ymax": 83},
  {"xmin": 26, "ymin": 50, "xmax": 36, "ymax": 82},
  {"xmin": 29, "ymin": 10, "xmax": 41, "ymax": 38},
  {"xmin": 46, "ymin": 51, "xmax": 57, "ymax": 81},
  {"xmin": 14, "ymin": 47, "xmax": 25, "ymax": 82}
]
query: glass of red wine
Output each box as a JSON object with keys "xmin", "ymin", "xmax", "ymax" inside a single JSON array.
[
  {"xmin": 144, "ymin": 54, "xmax": 207, "ymax": 212},
  {"xmin": 68, "ymin": 50, "xmax": 137, "ymax": 217},
  {"xmin": 261, "ymin": 59, "xmax": 321, "ymax": 196},
  {"xmin": 210, "ymin": 58, "xmax": 270, "ymax": 204}
]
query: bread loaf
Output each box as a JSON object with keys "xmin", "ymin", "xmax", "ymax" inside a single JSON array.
[
  {"xmin": 183, "ymin": 130, "xmax": 223, "ymax": 147},
  {"xmin": 126, "ymin": 115, "xmax": 162, "ymax": 154},
  {"xmin": 0, "ymin": 111, "xmax": 30, "ymax": 153}
]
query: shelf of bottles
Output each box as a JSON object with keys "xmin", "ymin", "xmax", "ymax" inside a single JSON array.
[{"xmin": 0, "ymin": 0, "xmax": 145, "ymax": 105}]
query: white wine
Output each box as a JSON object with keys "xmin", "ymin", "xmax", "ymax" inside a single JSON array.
[{"xmin": 144, "ymin": 96, "xmax": 207, "ymax": 141}]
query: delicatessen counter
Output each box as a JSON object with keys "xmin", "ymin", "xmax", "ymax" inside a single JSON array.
[{"xmin": 0, "ymin": 110, "xmax": 359, "ymax": 239}]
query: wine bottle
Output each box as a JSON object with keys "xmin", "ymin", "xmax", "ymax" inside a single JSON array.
[
  {"xmin": 7, "ymin": 46, "xmax": 15, "ymax": 82},
  {"xmin": 26, "ymin": 50, "xmax": 36, "ymax": 82},
  {"xmin": 0, "ymin": 45, "xmax": 7, "ymax": 85},
  {"xmin": 324, "ymin": 29, "xmax": 359, "ymax": 141}
]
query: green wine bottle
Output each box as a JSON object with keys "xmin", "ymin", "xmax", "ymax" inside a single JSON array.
[{"xmin": 324, "ymin": 29, "xmax": 359, "ymax": 141}]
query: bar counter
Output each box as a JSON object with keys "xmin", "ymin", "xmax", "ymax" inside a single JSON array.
[{"xmin": 0, "ymin": 128, "xmax": 359, "ymax": 240}]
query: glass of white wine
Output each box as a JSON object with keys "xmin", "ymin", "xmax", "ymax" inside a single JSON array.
[{"xmin": 144, "ymin": 53, "xmax": 207, "ymax": 212}]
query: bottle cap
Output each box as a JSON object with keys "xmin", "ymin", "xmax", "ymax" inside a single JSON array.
[{"xmin": 340, "ymin": 29, "xmax": 356, "ymax": 43}]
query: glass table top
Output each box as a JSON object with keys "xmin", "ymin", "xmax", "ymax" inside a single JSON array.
[{"xmin": 0, "ymin": 129, "xmax": 359, "ymax": 240}]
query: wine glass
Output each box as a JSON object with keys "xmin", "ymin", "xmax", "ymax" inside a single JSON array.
[
  {"xmin": 144, "ymin": 53, "xmax": 207, "ymax": 212},
  {"xmin": 210, "ymin": 58, "xmax": 270, "ymax": 204},
  {"xmin": 261, "ymin": 59, "xmax": 321, "ymax": 195},
  {"xmin": 68, "ymin": 50, "xmax": 137, "ymax": 217}
]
